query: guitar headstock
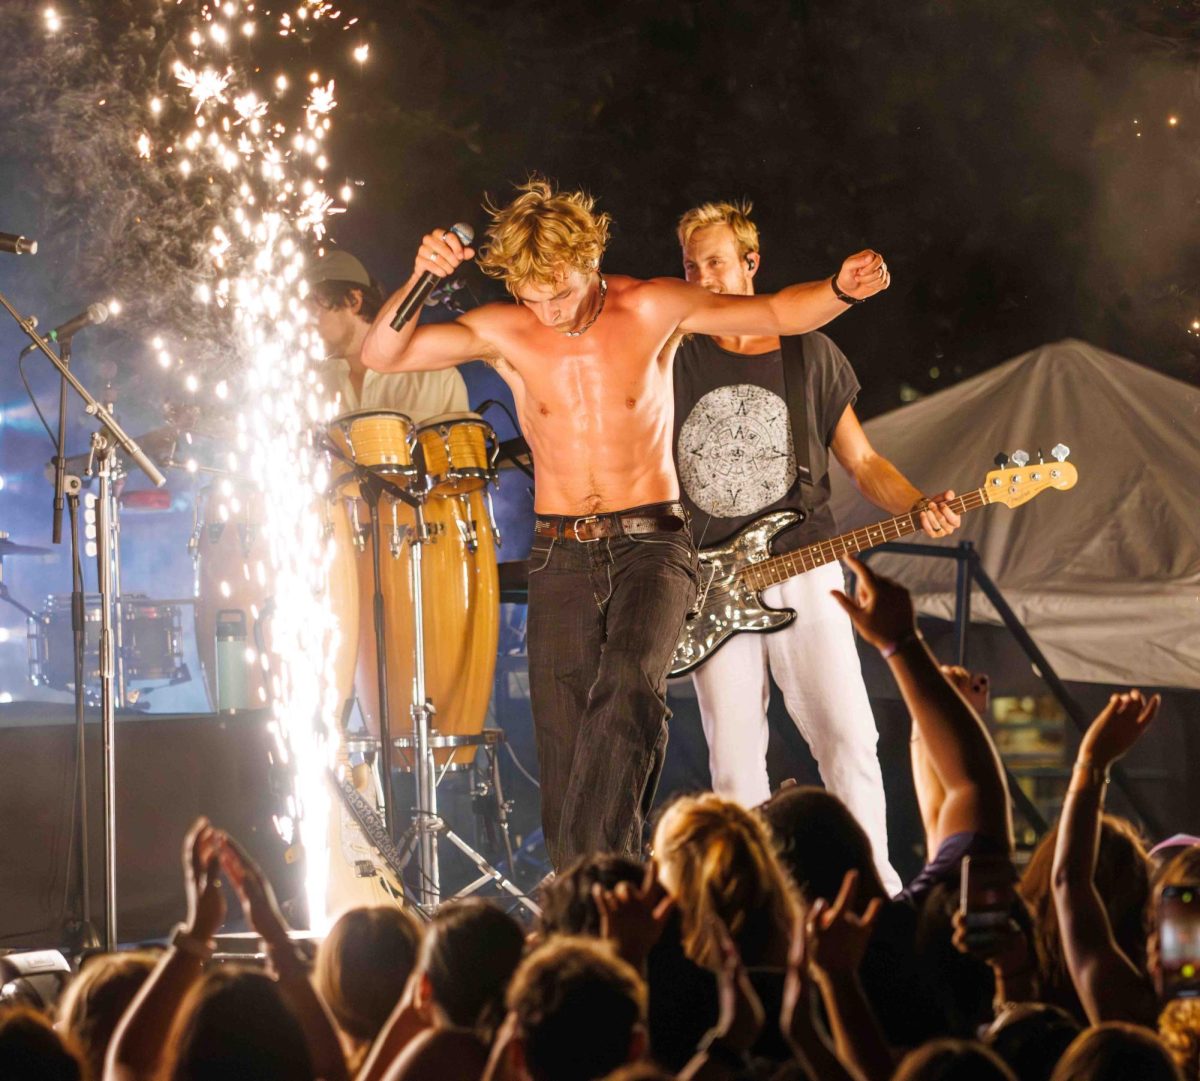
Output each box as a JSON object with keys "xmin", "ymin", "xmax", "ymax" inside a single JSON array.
[{"xmin": 984, "ymin": 443, "xmax": 1077, "ymax": 508}]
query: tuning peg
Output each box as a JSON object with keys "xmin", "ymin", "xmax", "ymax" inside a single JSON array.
[
  {"xmin": 1037, "ymin": 447, "xmax": 1045, "ymax": 464},
  {"xmin": 1051, "ymin": 443, "xmax": 1070, "ymax": 462},
  {"xmin": 1011, "ymin": 449, "xmax": 1030, "ymax": 467},
  {"xmin": 993, "ymin": 451, "xmax": 1009, "ymax": 468}
]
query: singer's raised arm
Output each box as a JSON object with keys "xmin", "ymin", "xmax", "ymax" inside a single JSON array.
[
  {"xmin": 362, "ymin": 304, "xmax": 499, "ymax": 373},
  {"xmin": 361, "ymin": 225, "xmax": 498, "ymax": 372}
]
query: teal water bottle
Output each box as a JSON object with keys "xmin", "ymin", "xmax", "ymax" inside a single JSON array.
[{"xmin": 215, "ymin": 609, "xmax": 251, "ymax": 712}]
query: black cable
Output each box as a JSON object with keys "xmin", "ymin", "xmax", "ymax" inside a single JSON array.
[
  {"xmin": 473, "ymin": 398, "xmax": 521, "ymax": 435},
  {"xmin": 474, "ymin": 399, "xmax": 533, "ymax": 479},
  {"xmin": 17, "ymin": 350, "xmax": 58, "ymax": 446}
]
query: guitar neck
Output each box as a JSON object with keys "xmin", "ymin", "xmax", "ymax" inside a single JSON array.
[{"xmin": 741, "ymin": 488, "xmax": 990, "ymax": 590}]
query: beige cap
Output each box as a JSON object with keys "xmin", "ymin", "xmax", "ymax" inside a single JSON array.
[{"xmin": 308, "ymin": 249, "xmax": 372, "ymax": 288}]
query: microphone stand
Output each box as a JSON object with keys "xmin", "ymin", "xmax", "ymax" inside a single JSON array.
[
  {"xmin": 49, "ymin": 337, "xmax": 100, "ymax": 954},
  {"xmin": 52, "ymin": 338, "xmax": 70, "ymax": 544},
  {"xmin": 0, "ymin": 288, "xmax": 164, "ymax": 952}
]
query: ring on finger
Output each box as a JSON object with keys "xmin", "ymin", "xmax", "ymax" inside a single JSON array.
[{"xmin": 429, "ymin": 252, "xmax": 440, "ymax": 262}]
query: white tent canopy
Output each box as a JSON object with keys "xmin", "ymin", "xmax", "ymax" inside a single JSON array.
[{"xmin": 828, "ymin": 340, "xmax": 1200, "ymax": 689}]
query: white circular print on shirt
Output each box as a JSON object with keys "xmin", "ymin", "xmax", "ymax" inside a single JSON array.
[{"xmin": 678, "ymin": 384, "xmax": 796, "ymax": 517}]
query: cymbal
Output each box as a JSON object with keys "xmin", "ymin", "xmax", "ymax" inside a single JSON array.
[{"xmin": 0, "ymin": 537, "xmax": 52, "ymax": 557}]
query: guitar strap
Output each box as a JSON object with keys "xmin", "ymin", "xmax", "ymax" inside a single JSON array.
[{"xmin": 780, "ymin": 335, "xmax": 814, "ymax": 495}]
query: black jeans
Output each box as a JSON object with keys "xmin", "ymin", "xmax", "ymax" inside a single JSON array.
[{"xmin": 527, "ymin": 511, "xmax": 699, "ymax": 869}]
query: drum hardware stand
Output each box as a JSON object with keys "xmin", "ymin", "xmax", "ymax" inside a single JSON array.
[
  {"xmin": 321, "ymin": 437, "xmax": 535, "ymax": 917},
  {"xmin": 1, "ymin": 288, "xmax": 165, "ymax": 953}
]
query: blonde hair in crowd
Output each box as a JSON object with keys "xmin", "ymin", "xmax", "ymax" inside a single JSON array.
[
  {"xmin": 653, "ymin": 793, "xmax": 802, "ymax": 970},
  {"xmin": 676, "ymin": 199, "xmax": 760, "ymax": 258},
  {"xmin": 477, "ymin": 177, "xmax": 612, "ymax": 295}
]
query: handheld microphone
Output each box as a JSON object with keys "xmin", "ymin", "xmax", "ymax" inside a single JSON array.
[
  {"xmin": 390, "ymin": 223, "xmax": 474, "ymax": 331},
  {"xmin": 0, "ymin": 231, "xmax": 38, "ymax": 256},
  {"xmin": 20, "ymin": 302, "xmax": 110, "ymax": 356}
]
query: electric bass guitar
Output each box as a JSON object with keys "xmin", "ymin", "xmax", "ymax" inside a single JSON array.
[{"xmin": 671, "ymin": 446, "xmax": 1078, "ymax": 677}]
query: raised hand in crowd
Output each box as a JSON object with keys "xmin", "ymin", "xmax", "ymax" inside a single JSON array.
[
  {"xmin": 1052, "ymin": 689, "xmax": 1162, "ymax": 1027},
  {"xmin": 780, "ymin": 908, "xmax": 867, "ymax": 1081},
  {"xmin": 951, "ymin": 901, "xmax": 1039, "ymax": 1012},
  {"xmin": 220, "ymin": 835, "xmax": 350, "ymax": 1081},
  {"xmin": 806, "ymin": 870, "xmax": 892, "ymax": 1081},
  {"xmin": 832, "ymin": 556, "xmax": 1012, "ymax": 851},
  {"xmin": 910, "ymin": 666, "xmax": 991, "ymax": 854},
  {"xmin": 593, "ymin": 860, "xmax": 677, "ymax": 969},
  {"xmin": 680, "ymin": 918, "xmax": 763, "ymax": 1081},
  {"xmin": 104, "ymin": 818, "xmax": 225, "ymax": 1080}
]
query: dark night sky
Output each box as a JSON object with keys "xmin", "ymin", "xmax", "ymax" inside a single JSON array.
[
  {"xmin": 324, "ymin": 0, "xmax": 1200, "ymax": 415},
  {"xmin": 1, "ymin": 0, "xmax": 1198, "ymax": 418}
]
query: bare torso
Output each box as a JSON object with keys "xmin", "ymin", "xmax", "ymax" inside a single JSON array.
[{"xmin": 471, "ymin": 276, "xmax": 683, "ymax": 515}]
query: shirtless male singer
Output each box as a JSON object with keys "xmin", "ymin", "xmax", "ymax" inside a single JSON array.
[{"xmin": 361, "ymin": 178, "xmax": 889, "ymax": 868}]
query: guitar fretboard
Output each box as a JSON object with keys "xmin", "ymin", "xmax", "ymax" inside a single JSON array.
[{"xmin": 739, "ymin": 488, "xmax": 990, "ymax": 591}]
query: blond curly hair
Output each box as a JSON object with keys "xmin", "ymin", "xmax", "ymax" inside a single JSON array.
[
  {"xmin": 653, "ymin": 792, "xmax": 802, "ymax": 970},
  {"xmin": 477, "ymin": 177, "xmax": 611, "ymax": 295},
  {"xmin": 676, "ymin": 199, "xmax": 760, "ymax": 258}
]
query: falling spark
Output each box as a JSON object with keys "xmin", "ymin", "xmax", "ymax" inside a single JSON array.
[
  {"xmin": 353, "ymin": 44, "xmax": 369, "ymax": 63},
  {"xmin": 136, "ymin": 0, "xmax": 364, "ymax": 932}
]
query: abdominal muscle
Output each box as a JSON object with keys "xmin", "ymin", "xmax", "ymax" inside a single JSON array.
[
  {"xmin": 507, "ymin": 355, "xmax": 679, "ymax": 516},
  {"xmin": 481, "ymin": 278, "xmax": 685, "ymax": 517}
]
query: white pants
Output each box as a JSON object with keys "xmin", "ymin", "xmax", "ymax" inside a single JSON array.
[{"xmin": 691, "ymin": 560, "xmax": 901, "ymax": 894}]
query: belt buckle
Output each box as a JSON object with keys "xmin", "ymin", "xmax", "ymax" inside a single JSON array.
[{"xmin": 571, "ymin": 515, "xmax": 603, "ymax": 543}]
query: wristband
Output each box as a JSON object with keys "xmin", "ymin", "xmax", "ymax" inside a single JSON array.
[
  {"xmin": 699, "ymin": 1031, "xmax": 752, "ymax": 1071},
  {"xmin": 830, "ymin": 275, "xmax": 864, "ymax": 305},
  {"xmin": 1071, "ymin": 759, "xmax": 1110, "ymax": 788},
  {"xmin": 169, "ymin": 923, "xmax": 215, "ymax": 962},
  {"xmin": 881, "ymin": 630, "xmax": 924, "ymax": 659}
]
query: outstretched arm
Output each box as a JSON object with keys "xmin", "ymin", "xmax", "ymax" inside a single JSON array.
[
  {"xmin": 1052, "ymin": 690, "xmax": 1161, "ymax": 1026},
  {"xmin": 667, "ymin": 251, "xmax": 889, "ymax": 339},
  {"xmin": 360, "ymin": 227, "xmax": 500, "ymax": 373},
  {"xmin": 832, "ymin": 557, "xmax": 1012, "ymax": 849},
  {"xmin": 105, "ymin": 819, "xmax": 225, "ymax": 1081}
]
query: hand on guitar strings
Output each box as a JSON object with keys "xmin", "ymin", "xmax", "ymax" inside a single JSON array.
[{"xmin": 911, "ymin": 490, "xmax": 961, "ymax": 538}]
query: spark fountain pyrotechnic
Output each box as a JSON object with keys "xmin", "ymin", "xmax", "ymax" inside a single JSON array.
[
  {"xmin": 3, "ymin": 0, "xmax": 373, "ymax": 931},
  {"xmin": 152, "ymin": 0, "xmax": 364, "ymax": 930}
]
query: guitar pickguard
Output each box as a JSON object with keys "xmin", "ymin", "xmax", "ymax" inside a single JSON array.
[{"xmin": 671, "ymin": 510, "xmax": 800, "ymax": 676}]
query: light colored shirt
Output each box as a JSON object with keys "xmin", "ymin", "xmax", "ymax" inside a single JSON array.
[{"xmin": 322, "ymin": 356, "xmax": 469, "ymax": 423}]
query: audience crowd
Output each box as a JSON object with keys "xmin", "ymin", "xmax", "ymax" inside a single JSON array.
[{"xmin": 2, "ymin": 556, "xmax": 1193, "ymax": 1081}]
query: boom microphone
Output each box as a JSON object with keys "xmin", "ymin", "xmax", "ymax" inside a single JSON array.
[
  {"xmin": 20, "ymin": 303, "xmax": 110, "ymax": 356},
  {"xmin": 390, "ymin": 222, "xmax": 474, "ymax": 331},
  {"xmin": 1, "ymin": 232, "xmax": 38, "ymax": 256}
]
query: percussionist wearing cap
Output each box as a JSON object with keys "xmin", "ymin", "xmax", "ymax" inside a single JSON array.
[{"xmin": 307, "ymin": 249, "xmax": 468, "ymax": 419}]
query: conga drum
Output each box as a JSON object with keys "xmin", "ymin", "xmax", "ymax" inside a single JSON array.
[
  {"xmin": 413, "ymin": 412, "xmax": 497, "ymax": 497},
  {"xmin": 327, "ymin": 409, "xmax": 415, "ymax": 498},
  {"xmin": 353, "ymin": 486, "xmax": 500, "ymax": 770}
]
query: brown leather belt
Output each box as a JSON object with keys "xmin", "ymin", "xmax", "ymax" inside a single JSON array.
[{"xmin": 534, "ymin": 502, "xmax": 688, "ymax": 543}]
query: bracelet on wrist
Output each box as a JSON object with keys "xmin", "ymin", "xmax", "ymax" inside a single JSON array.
[
  {"xmin": 169, "ymin": 923, "xmax": 215, "ymax": 963},
  {"xmin": 1071, "ymin": 759, "xmax": 1110, "ymax": 787},
  {"xmin": 830, "ymin": 274, "xmax": 864, "ymax": 305},
  {"xmin": 881, "ymin": 629, "xmax": 924, "ymax": 660}
]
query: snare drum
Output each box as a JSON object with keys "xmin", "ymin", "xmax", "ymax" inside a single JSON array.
[
  {"xmin": 29, "ymin": 593, "xmax": 186, "ymax": 690},
  {"xmin": 327, "ymin": 409, "xmax": 415, "ymax": 496},
  {"xmin": 414, "ymin": 412, "xmax": 496, "ymax": 497}
]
